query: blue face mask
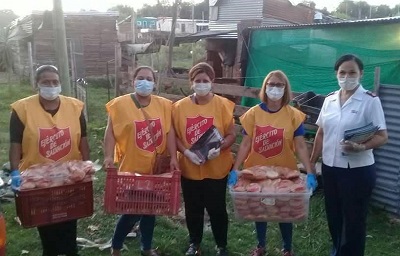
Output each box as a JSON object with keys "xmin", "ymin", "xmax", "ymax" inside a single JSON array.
[{"xmin": 135, "ymin": 79, "xmax": 154, "ymax": 96}]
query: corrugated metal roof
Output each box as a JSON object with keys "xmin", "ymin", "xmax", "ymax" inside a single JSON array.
[
  {"xmin": 249, "ymin": 16, "xmax": 400, "ymax": 31},
  {"xmin": 372, "ymin": 84, "xmax": 400, "ymax": 216}
]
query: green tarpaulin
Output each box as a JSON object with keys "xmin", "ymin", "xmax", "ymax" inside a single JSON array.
[{"xmin": 243, "ymin": 21, "xmax": 400, "ymax": 106}]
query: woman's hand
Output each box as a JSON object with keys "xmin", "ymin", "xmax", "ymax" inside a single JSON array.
[
  {"xmin": 169, "ymin": 157, "xmax": 180, "ymax": 172},
  {"xmin": 341, "ymin": 140, "xmax": 366, "ymax": 153},
  {"xmin": 103, "ymin": 157, "xmax": 115, "ymax": 169},
  {"xmin": 306, "ymin": 173, "xmax": 318, "ymax": 192},
  {"xmin": 207, "ymin": 147, "xmax": 220, "ymax": 160},
  {"xmin": 184, "ymin": 149, "xmax": 203, "ymax": 165},
  {"xmin": 228, "ymin": 169, "xmax": 238, "ymax": 187}
]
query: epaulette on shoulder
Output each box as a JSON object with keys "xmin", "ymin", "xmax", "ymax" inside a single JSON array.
[
  {"xmin": 365, "ymin": 91, "xmax": 377, "ymax": 97},
  {"xmin": 327, "ymin": 91, "xmax": 337, "ymax": 97}
]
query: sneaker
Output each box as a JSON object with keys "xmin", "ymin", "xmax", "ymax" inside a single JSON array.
[
  {"xmin": 282, "ymin": 250, "xmax": 294, "ymax": 256},
  {"xmin": 216, "ymin": 247, "xmax": 228, "ymax": 256},
  {"xmin": 250, "ymin": 246, "xmax": 266, "ymax": 256},
  {"xmin": 141, "ymin": 248, "xmax": 161, "ymax": 256},
  {"xmin": 185, "ymin": 243, "xmax": 201, "ymax": 256}
]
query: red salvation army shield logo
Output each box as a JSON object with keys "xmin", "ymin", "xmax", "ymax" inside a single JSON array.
[
  {"xmin": 39, "ymin": 127, "xmax": 72, "ymax": 161},
  {"xmin": 253, "ymin": 125, "xmax": 284, "ymax": 159},
  {"xmin": 135, "ymin": 118, "xmax": 163, "ymax": 152},
  {"xmin": 185, "ymin": 115, "xmax": 214, "ymax": 145}
]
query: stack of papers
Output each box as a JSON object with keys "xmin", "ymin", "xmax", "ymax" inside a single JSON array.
[
  {"xmin": 190, "ymin": 125, "xmax": 224, "ymax": 162},
  {"xmin": 344, "ymin": 122, "xmax": 380, "ymax": 144}
]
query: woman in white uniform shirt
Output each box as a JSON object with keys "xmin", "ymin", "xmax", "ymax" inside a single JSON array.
[{"xmin": 310, "ymin": 54, "xmax": 388, "ymax": 256}]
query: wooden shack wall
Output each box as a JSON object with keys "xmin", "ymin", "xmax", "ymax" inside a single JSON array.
[{"xmin": 32, "ymin": 14, "xmax": 117, "ymax": 77}]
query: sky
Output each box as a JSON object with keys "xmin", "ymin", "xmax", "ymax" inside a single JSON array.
[{"xmin": 1, "ymin": 0, "xmax": 399, "ymax": 17}]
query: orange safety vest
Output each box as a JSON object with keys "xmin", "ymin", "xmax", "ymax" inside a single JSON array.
[
  {"xmin": 11, "ymin": 95, "xmax": 84, "ymax": 170},
  {"xmin": 172, "ymin": 95, "xmax": 235, "ymax": 180},
  {"xmin": 106, "ymin": 94, "xmax": 172, "ymax": 173},
  {"xmin": 240, "ymin": 104, "xmax": 305, "ymax": 170}
]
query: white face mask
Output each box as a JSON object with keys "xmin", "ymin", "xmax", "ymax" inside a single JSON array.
[
  {"xmin": 338, "ymin": 77, "xmax": 359, "ymax": 91},
  {"xmin": 135, "ymin": 79, "xmax": 154, "ymax": 97},
  {"xmin": 193, "ymin": 82, "xmax": 212, "ymax": 96},
  {"xmin": 39, "ymin": 85, "xmax": 62, "ymax": 101},
  {"xmin": 266, "ymin": 86, "xmax": 285, "ymax": 101}
]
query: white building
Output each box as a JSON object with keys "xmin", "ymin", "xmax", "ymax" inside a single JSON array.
[{"xmin": 157, "ymin": 18, "xmax": 208, "ymax": 34}]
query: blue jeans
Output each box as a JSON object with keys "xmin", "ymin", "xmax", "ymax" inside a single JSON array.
[
  {"xmin": 111, "ymin": 214, "xmax": 156, "ymax": 251},
  {"xmin": 255, "ymin": 222, "xmax": 293, "ymax": 251}
]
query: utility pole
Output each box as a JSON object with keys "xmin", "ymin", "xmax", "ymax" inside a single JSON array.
[
  {"xmin": 52, "ymin": 0, "xmax": 71, "ymax": 96},
  {"xmin": 167, "ymin": 0, "xmax": 179, "ymax": 74},
  {"xmin": 191, "ymin": 1, "xmax": 195, "ymax": 65}
]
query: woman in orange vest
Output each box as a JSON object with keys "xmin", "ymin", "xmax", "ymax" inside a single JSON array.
[
  {"xmin": 104, "ymin": 66, "xmax": 179, "ymax": 256},
  {"xmin": 9, "ymin": 65, "xmax": 89, "ymax": 256},
  {"xmin": 229, "ymin": 70, "xmax": 317, "ymax": 256},
  {"xmin": 172, "ymin": 62, "xmax": 236, "ymax": 256}
]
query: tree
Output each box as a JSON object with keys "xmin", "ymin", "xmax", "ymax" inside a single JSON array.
[
  {"xmin": 0, "ymin": 9, "xmax": 18, "ymax": 29},
  {"xmin": 0, "ymin": 26, "xmax": 15, "ymax": 81},
  {"xmin": 301, "ymin": 1, "xmax": 316, "ymax": 9},
  {"xmin": 393, "ymin": 4, "xmax": 400, "ymax": 16},
  {"xmin": 336, "ymin": 1, "xmax": 358, "ymax": 19},
  {"xmin": 374, "ymin": 5, "xmax": 391, "ymax": 18},
  {"xmin": 335, "ymin": 1, "xmax": 395, "ymax": 19},
  {"xmin": 136, "ymin": 0, "xmax": 209, "ymax": 20},
  {"xmin": 108, "ymin": 5, "xmax": 133, "ymax": 21}
]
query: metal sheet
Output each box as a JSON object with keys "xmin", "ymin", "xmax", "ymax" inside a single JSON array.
[
  {"xmin": 209, "ymin": 0, "xmax": 263, "ymax": 31},
  {"xmin": 372, "ymin": 84, "xmax": 400, "ymax": 216}
]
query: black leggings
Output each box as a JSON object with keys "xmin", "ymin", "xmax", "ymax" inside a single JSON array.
[
  {"xmin": 181, "ymin": 176, "xmax": 228, "ymax": 248},
  {"xmin": 38, "ymin": 220, "xmax": 78, "ymax": 256}
]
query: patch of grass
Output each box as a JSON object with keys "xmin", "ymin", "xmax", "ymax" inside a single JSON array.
[{"xmin": 1, "ymin": 84, "xmax": 400, "ymax": 255}]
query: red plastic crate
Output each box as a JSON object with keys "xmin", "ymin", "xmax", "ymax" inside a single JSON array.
[
  {"xmin": 15, "ymin": 181, "xmax": 94, "ymax": 228},
  {"xmin": 104, "ymin": 168, "xmax": 181, "ymax": 216}
]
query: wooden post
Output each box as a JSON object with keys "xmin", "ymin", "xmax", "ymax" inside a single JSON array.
[
  {"xmin": 115, "ymin": 44, "xmax": 122, "ymax": 97},
  {"xmin": 52, "ymin": 0, "xmax": 71, "ymax": 96},
  {"xmin": 27, "ymin": 42, "xmax": 35, "ymax": 89},
  {"xmin": 374, "ymin": 67, "xmax": 381, "ymax": 95},
  {"xmin": 131, "ymin": 10, "xmax": 137, "ymax": 69},
  {"xmin": 69, "ymin": 40, "xmax": 77, "ymax": 97},
  {"xmin": 167, "ymin": 0, "xmax": 179, "ymax": 73}
]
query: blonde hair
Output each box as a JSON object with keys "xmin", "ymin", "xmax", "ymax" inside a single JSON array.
[{"xmin": 259, "ymin": 70, "xmax": 292, "ymax": 106}]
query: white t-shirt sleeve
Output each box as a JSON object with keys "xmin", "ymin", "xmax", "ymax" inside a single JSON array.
[{"xmin": 368, "ymin": 97, "xmax": 387, "ymax": 130}]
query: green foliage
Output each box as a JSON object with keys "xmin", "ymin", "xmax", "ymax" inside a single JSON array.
[
  {"xmin": 109, "ymin": 1, "xmax": 209, "ymax": 20},
  {"xmin": 107, "ymin": 5, "xmax": 133, "ymax": 22},
  {"xmin": 137, "ymin": 41, "xmax": 206, "ymax": 71},
  {"xmin": 335, "ymin": 1, "xmax": 399, "ymax": 19},
  {"xmin": 0, "ymin": 26, "xmax": 15, "ymax": 74}
]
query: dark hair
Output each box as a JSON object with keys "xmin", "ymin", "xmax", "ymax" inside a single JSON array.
[
  {"xmin": 334, "ymin": 54, "xmax": 364, "ymax": 71},
  {"xmin": 189, "ymin": 62, "xmax": 215, "ymax": 82},
  {"xmin": 133, "ymin": 66, "xmax": 156, "ymax": 81},
  {"xmin": 35, "ymin": 65, "xmax": 59, "ymax": 83}
]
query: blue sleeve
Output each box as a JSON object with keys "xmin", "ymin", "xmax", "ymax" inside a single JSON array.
[
  {"xmin": 242, "ymin": 129, "xmax": 248, "ymax": 135},
  {"xmin": 294, "ymin": 123, "xmax": 305, "ymax": 137}
]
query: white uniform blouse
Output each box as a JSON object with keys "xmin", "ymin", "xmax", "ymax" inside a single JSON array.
[{"xmin": 316, "ymin": 85, "xmax": 387, "ymax": 168}]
